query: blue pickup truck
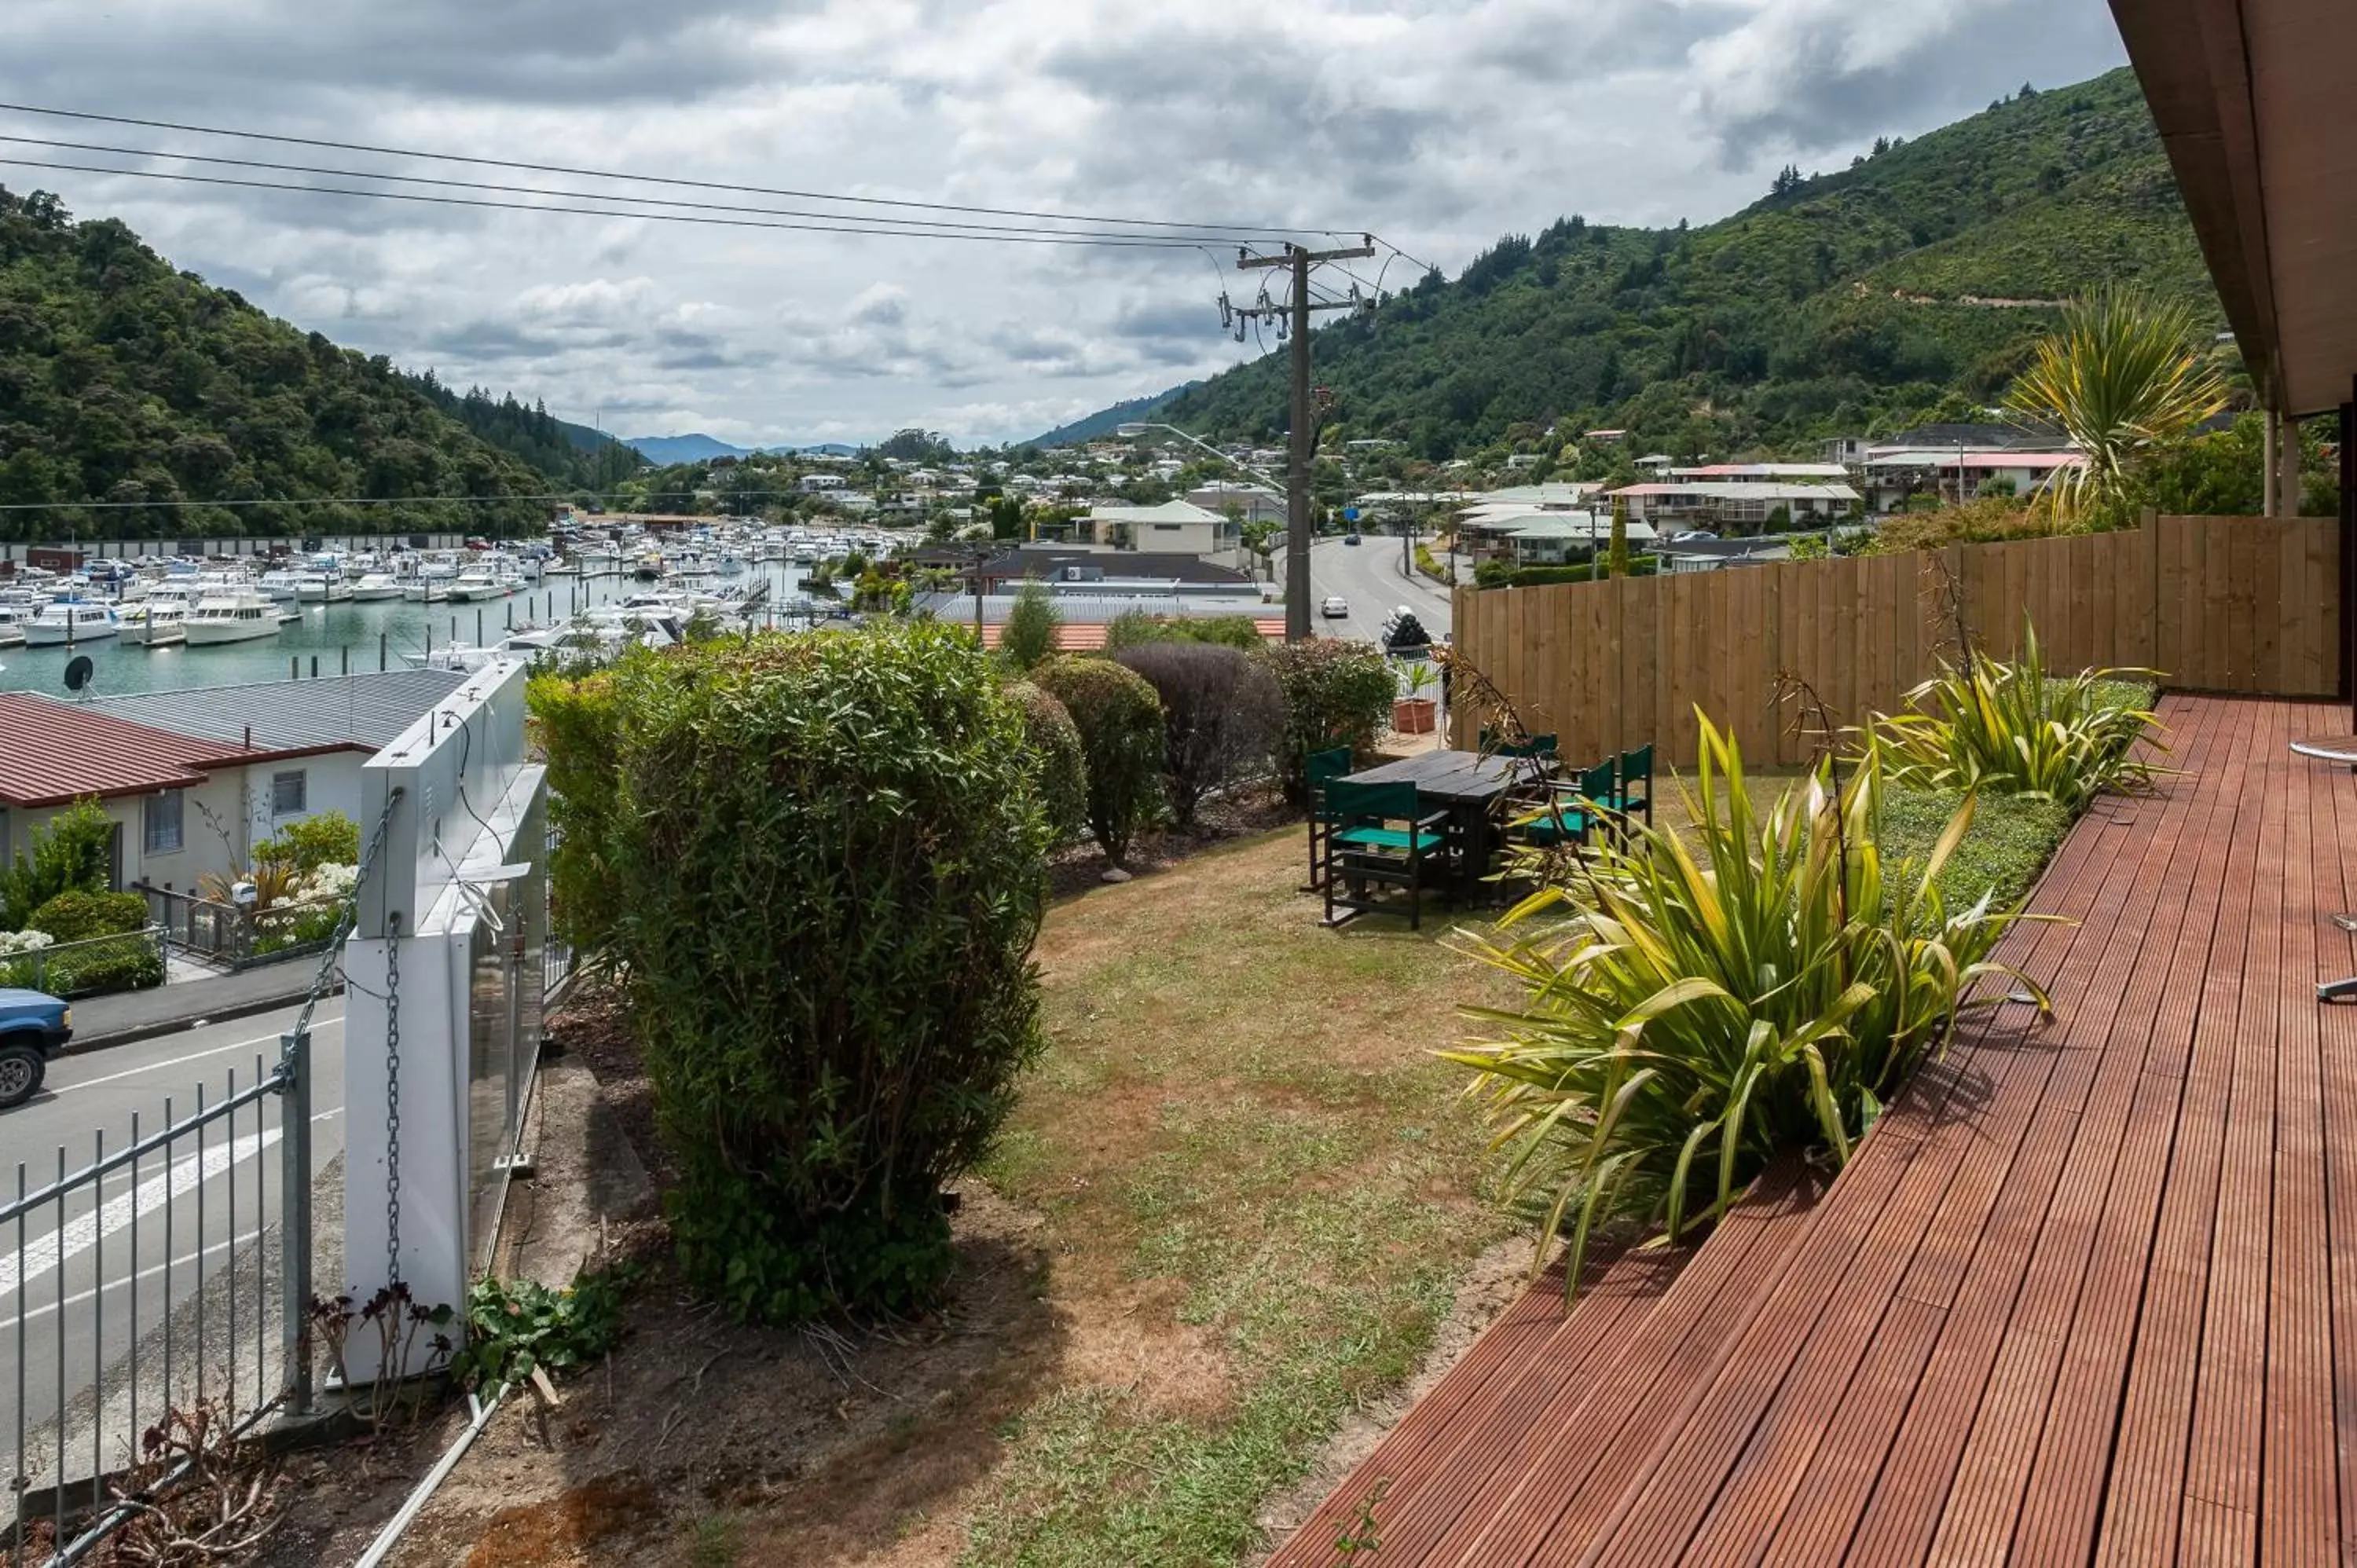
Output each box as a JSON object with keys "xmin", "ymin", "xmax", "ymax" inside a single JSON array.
[{"xmin": 0, "ymin": 987, "xmax": 71, "ymax": 1108}]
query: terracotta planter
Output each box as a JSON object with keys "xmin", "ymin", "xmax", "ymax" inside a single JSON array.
[{"xmin": 1392, "ymin": 697, "xmax": 1438, "ymax": 735}]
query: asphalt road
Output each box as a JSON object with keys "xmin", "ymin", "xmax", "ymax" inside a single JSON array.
[
  {"xmin": 1, "ymin": 1001, "xmax": 346, "ymax": 1474},
  {"xmin": 1282, "ymin": 534, "xmax": 1457, "ymax": 646}
]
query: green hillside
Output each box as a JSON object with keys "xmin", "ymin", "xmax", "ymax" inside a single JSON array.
[
  {"xmin": 1157, "ymin": 68, "xmax": 2217, "ymax": 461},
  {"xmin": 0, "ymin": 185, "xmax": 570, "ymax": 541},
  {"xmin": 1024, "ymin": 383, "xmax": 1195, "ymax": 449},
  {"xmin": 401, "ymin": 370, "xmax": 643, "ymax": 490}
]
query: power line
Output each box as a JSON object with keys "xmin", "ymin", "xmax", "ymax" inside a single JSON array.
[
  {"xmin": 0, "ymin": 99, "xmax": 1332, "ymax": 239},
  {"xmin": 0, "ymin": 488, "xmax": 908, "ymax": 513},
  {"xmin": 0, "ymin": 157, "xmax": 1252, "ymax": 247},
  {"xmin": 0, "ymin": 133, "xmax": 1288, "ymax": 245}
]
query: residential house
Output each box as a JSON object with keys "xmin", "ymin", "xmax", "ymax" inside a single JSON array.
[
  {"xmin": 1184, "ymin": 482, "xmax": 1285, "ymax": 524},
  {"xmin": 0, "ymin": 669, "xmax": 466, "ymax": 899},
  {"xmin": 797, "ymin": 473, "xmax": 847, "ymax": 494},
  {"xmin": 1456, "ymin": 511, "xmax": 1662, "ymax": 567},
  {"xmin": 1606, "ymin": 482, "xmax": 1864, "ymax": 531},
  {"xmin": 1076, "ymin": 499, "xmax": 1242, "ymax": 564},
  {"xmin": 1857, "ymin": 449, "xmax": 2087, "ymax": 511}
]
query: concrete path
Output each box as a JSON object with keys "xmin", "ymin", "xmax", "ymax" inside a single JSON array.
[{"xmin": 65, "ymin": 960, "xmax": 335, "ymax": 1054}]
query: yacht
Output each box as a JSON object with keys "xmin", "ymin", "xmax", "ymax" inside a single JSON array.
[
  {"xmin": 184, "ymin": 588, "xmax": 282, "ymax": 646},
  {"xmin": 0, "ymin": 606, "xmax": 27, "ymax": 648},
  {"xmin": 24, "ymin": 599, "xmax": 121, "ymax": 646},
  {"xmin": 256, "ymin": 567, "xmax": 305, "ymax": 602},
  {"xmin": 351, "ymin": 572, "xmax": 402, "ymax": 601},
  {"xmin": 444, "ymin": 568, "xmax": 509, "ymax": 603},
  {"xmin": 292, "ymin": 570, "xmax": 354, "ymax": 603},
  {"xmin": 118, "ymin": 599, "xmax": 188, "ymax": 647}
]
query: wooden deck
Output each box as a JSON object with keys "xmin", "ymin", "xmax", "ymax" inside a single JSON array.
[{"xmin": 1270, "ymin": 694, "xmax": 2357, "ymax": 1566}]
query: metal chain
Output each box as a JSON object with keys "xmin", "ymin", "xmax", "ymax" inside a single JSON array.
[
  {"xmin": 383, "ymin": 910, "xmax": 402, "ymax": 1285},
  {"xmin": 289, "ymin": 784, "xmax": 407, "ymax": 1053}
]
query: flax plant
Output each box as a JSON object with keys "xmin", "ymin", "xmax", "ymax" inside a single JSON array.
[
  {"xmin": 2005, "ymin": 287, "xmax": 2228, "ymax": 530},
  {"xmin": 1444, "ymin": 718, "xmax": 2044, "ymax": 1299},
  {"xmin": 1868, "ymin": 621, "xmax": 2163, "ymax": 813}
]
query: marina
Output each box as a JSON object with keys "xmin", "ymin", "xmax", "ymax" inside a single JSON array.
[{"xmin": 0, "ymin": 522, "xmax": 903, "ymax": 696}]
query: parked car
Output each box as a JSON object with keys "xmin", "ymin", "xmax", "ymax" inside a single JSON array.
[
  {"xmin": 0, "ymin": 987, "xmax": 72, "ymax": 1108},
  {"xmin": 1343, "ymin": 533, "xmax": 1362, "ymax": 545},
  {"xmin": 1668, "ymin": 529, "xmax": 1720, "ymax": 544},
  {"xmin": 1321, "ymin": 595, "xmax": 1351, "ymax": 619}
]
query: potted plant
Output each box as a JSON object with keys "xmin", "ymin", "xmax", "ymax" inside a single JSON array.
[{"xmin": 1392, "ymin": 660, "xmax": 1439, "ymax": 735}]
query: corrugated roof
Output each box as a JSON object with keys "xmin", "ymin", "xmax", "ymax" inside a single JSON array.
[
  {"xmin": 68, "ymin": 669, "xmax": 469, "ymax": 754},
  {"xmin": 977, "ymin": 617, "xmax": 1285, "ymax": 651},
  {"xmin": 0, "ymin": 693, "xmax": 246, "ymax": 808}
]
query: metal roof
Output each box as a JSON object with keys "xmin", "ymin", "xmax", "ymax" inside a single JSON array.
[
  {"xmin": 0, "ymin": 693, "xmax": 247, "ymax": 808},
  {"xmin": 68, "ymin": 669, "xmax": 470, "ymax": 755}
]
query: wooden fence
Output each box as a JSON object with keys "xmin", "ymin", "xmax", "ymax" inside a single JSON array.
[{"xmin": 1448, "ymin": 514, "xmax": 2341, "ymax": 768}]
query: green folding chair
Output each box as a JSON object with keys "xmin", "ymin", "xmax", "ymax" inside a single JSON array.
[
  {"xmin": 1508, "ymin": 759, "xmax": 1615, "ymax": 851},
  {"xmin": 1324, "ymin": 779, "xmax": 1451, "ymax": 929},
  {"xmin": 1610, "ymin": 744, "xmax": 1654, "ymax": 827},
  {"xmin": 1303, "ymin": 746, "xmax": 1355, "ymax": 892},
  {"xmin": 1492, "ymin": 732, "xmax": 1559, "ymax": 760}
]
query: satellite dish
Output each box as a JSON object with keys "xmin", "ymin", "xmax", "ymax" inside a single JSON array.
[{"xmin": 63, "ymin": 654, "xmax": 95, "ymax": 694}]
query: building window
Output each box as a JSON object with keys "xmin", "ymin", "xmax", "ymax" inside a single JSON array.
[
  {"xmin": 272, "ymin": 770, "xmax": 307, "ymax": 817},
  {"xmin": 145, "ymin": 789, "xmax": 184, "ymax": 855}
]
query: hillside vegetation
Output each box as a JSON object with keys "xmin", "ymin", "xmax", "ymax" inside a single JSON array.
[
  {"xmin": 1157, "ymin": 69, "xmax": 2218, "ymax": 461},
  {"xmin": 402, "ymin": 371, "xmax": 643, "ymax": 491},
  {"xmin": 0, "ymin": 185, "xmax": 567, "ymax": 540}
]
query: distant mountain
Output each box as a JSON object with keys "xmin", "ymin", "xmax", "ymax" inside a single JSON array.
[
  {"xmin": 0, "ymin": 185, "xmax": 564, "ymax": 540},
  {"xmin": 626, "ymin": 433, "xmax": 750, "ymax": 465},
  {"xmin": 1024, "ymin": 385, "xmax": 1196, "ymax": 449},
  {"xmin": 1149, "ymin": 68, "xmax": 2216, "ymax": 461}
]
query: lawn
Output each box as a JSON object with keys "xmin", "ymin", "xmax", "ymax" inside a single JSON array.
[{"xmin": 951, "ymin": 830, "xmax": 1517, "ymax": 1564}]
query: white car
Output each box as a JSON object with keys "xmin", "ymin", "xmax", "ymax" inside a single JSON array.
[{"xmin": 1321, "ymin": 595, "xmax": 1351, "ymax": 619}]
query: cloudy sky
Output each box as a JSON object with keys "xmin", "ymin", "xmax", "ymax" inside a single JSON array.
[{"xmin": 2, "ymin": 0, "xmax": 2129, "ymax": 448}]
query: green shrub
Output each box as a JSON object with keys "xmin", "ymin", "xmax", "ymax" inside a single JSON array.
[
  {"xmin": 538, "ymin": 625, "xmax": 1049, "ymax": 1324},
  {"xmin": 1001, "ymin": 578, "xmax": 1061, "ymax": 671},
  {"xmin": 254, "ymin": 811, "xmax": 360, "ymax": 875},
  {"xmin": 529, "ymin": 669, "xmax": 628, "ymax": 952},
  {"xmin": 5, "ymin": 931, "xmax": 164, "ymax": 998},
  {"xmin": 1450, "ymin": 721, "xmax": 2038, "ymax": 1296},
  {"xmin": 1032, "ymin": 655, "xmax": 1166, "ymax": 867},
  {"xmin": 1006, "ymin": 680, "xmax": 1090, "ymax": 848},
  {"xmin": 1114, "ymin": 641, "xmax": 1285, "ymax": 827},
  {"xmin": 1104, "ymin": 610, "xmax": 1266, "ymax": 653},
  {"xmin": 1256, "ymin": 639, "xmax": 1398, "ymax": 803},
  {"xmin": 1471, "ymin": 557, "xmax": 1659, "ymax": 589},
  {"xmin": 0, "ymin": 798, "xmax": 113, "ymax": 931},
  {"xmin": 27, "ymin": 889, "xmax": 148, "ymax": 943},
  {"xmin": 447, "ymin": 1264, "xmax": 632, "ymax": 1392},
  {"xmin": 1866, "ymin": 621, "xmax": 2163, "ymax": 812}
]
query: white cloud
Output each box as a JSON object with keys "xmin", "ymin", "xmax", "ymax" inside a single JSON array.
[{"xmin": 0, "ymin": 0, "xmax": 2129, "ymax": 444}]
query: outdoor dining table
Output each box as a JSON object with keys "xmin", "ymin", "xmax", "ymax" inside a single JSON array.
[
  {"xmin": 2290, "ymin": 735, "xmax": 2357, "ymax": 1001},
  {"xmin": 1338, "ymin": 749, "xmax": 1544, "ymax": 899}
]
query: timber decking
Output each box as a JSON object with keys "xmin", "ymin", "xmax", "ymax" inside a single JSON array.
[{"xmin": 1270, "ymin": 695, "xmax": 2357, "ymax": 1566}]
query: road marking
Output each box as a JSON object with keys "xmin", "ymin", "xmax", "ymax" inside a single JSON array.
[
  {"xmin": 53, "ymin": 1014, "xmax": 343, "ymax": 1096},
  {"xmin": 0, "ymin": 1127, "xmax": 280, "ymax": 1301},
  {"xmin": 9, "ymin": 1229, "xmax": 262, "ymax": 1326}
]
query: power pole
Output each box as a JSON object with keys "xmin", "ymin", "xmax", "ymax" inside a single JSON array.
[{"xmin": 1234, "ymin": 239, "xmax": 1376, "ymax": 639}]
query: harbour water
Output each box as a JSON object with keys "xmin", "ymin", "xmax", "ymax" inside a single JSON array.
[{"xmin": 0, "ymin": 562, "xmax": 823, "ymax": 698}]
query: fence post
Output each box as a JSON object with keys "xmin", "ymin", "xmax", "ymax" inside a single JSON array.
[{"xmin": 279, "ymin": 1028, "xmax": 313, "ymax": 1416}]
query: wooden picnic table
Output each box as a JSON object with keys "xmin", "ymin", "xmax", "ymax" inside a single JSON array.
[{"xmin": 1342, "ymin": 749, "xmax": 1543, "ymax": 897}]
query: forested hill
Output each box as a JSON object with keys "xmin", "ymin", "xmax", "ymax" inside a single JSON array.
[
  {"xmin": 1156, "ymin": 68, "xmax": 2218, "ymax": 462},
  {"xmin": 0, "ymin": 185, "xmax": 570, "ymax": 540},
  {"xmin": 399, "ymin": 371, "xmax": 643, "ymax": 491}
]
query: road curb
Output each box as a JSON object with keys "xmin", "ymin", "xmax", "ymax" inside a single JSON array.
[{"xmin": 62, "ymin": 983, "xmax": 335, "ymax": 1057}]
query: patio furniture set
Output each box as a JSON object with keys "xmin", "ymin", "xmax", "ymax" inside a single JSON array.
[{"xmin": 1306, "ymin": 737, "xmax": 1655, "ymax": 928}]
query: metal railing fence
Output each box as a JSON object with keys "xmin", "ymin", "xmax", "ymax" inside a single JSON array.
[
  {"xmin": 0, "ymin": 930, "xmax": 167, "ymax": 1001},
  {"xmin": 4, "ymin": 1030, "xmax": 317, "ymax": 1568}
]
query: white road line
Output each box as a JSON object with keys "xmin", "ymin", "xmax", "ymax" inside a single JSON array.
[
  {"xmin": 0, "ymin": 1127, "xmax": 280, "ymax": 1300},
  {"xmin": 9, "ymin": 1229, "xmax": 262, "ymax": 1326},
  {"xmin": 54, "ymin": 1015, "xmax": 343, "ymax": 1096}
]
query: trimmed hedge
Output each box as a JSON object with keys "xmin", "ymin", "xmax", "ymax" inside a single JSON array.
[
  {"xmin": 27, "ymin": 889, "xmax": 148, "ymax": 943},
  {"xmin": 1114, "ymin": 642, "xmax": 1285, "ymax": 827},
  {"xmin": 1103, "ymin": 610, "xmax": 1266, "ymax": 653},
  {"xmin": 1472, "ymin": 556, "xmax": 1660, "ymax": 589},
  {"xmin": 532, "ymin": 624, "xmax": 1051, "ymax": 1324},
  {"xmin": 1032, "ymin": 655, "xmax": 1167, "ymax": 867},
  {"xmin": 1006, "ymin": 680, "xmax": 1091, "ymax": 848}
]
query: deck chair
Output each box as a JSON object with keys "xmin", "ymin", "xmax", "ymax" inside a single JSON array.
[
  {"xmin": 1508, "ymin": 758, "xmax": 1616, "ymax": 852},
  {"xmin": 1303, "ymin": 746, "xmax": 1356, "ymax": 892},
  {"xmin": 1609, "ymin": 744, "xmax": 1655, "ymax": 827},
  {"xmin": 1324, "ymin": 779, "xmax": 1450, "ymax": 929}
]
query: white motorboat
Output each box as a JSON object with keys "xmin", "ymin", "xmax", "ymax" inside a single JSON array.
[
  {"xmin": 0, "ymin": 606, "xmax": 26, "ymax": 648},
  {"xmin": 444, "ymin": 569, "xmax": 509, "ymax": 603},
  {"xmin": 184, "ymin": 588, "xmax": 282, "ymax": 645},
  {"xmin": 24, "ymin": 599, "xmax": 120, "ymax": 646},
  {"xmin": 351, "ymin": 572, "xmax": 402, "ymax": 601},
  {"xmin": 292, "ymin": 570, "xmax": 354, "ymax": 603},
  {"xmin": 256, "ymin": 568, "xmax": 305, "ymax": 602},
  {"xmin": 118, "ymin": 600, "xmax": 188, "ymax": 647}
]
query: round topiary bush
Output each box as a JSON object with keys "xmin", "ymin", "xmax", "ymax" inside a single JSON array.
[
  {"xmin": 27, "ymin": 889, "xmax": 149, "ymax": 943},
  {"xmin": 1005, "ymin": 680, "xmax": 1089, "ymax": 847},
  {"xmin": 1256, "ymin": 639, "xmax": 1400, "ymax": 803},
  {"xmin": 1032, "ymin": 655, "xmax": 1165, "ymax": 868},
  {"xmin": 1113, "ymin": 641, "xmax": 1284, "ymax": 826},
  {"xmin": 533, "ymin": 623, "xmax": 1052, "ymax": 1323}
]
